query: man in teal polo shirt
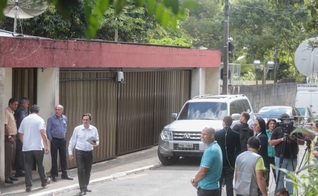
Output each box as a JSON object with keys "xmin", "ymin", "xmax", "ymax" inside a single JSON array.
[{"xmin": 191, "ymin": 127, "xmax": 223, "ymax": 196}]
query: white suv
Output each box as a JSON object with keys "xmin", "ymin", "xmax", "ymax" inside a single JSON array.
[{"xmin": 157, "ymin": 94, "xmax": 256, "ymax": 165}]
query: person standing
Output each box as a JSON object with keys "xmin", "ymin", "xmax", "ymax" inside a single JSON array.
[
  {"xmin": 253, "ymin": 117, "xmax": 270, "ymax": 186},
  {"xmin": 47, "ymin": 105, "xmax": 73, "ymax": 181},
  {"xmin": 4, "ymin": 98, "xmax": 19, "ymax": 184},
  {"xmin": 266, "ymin": 119, "xmax": 277, "ymax": 181},
  {"xmin": 232, "ymin": 112, "xmax": 254, "ymax": 152},
  {"xmin": 191, "ymin": 127, "xmax": 223, "ymax": 196},
  {"xmin": 215, "ymin": 116, "xmax": 241, "ymax": 196},
  {"xmin": 18, "ymin": 105, "xmax": 50, "ymax": 192},
  {"xmin": 269, "ymin": 113, "xmax": 304, "ymax": 195},
  {"xmin": 14, "ymin": 97, "xmax": 29, "ymax": 177},
  {"xmin": 68, "ymin": 113, "xmax": 99, "ymax": 196},
  {"xmin": 234, "ymin": 136, "xmax": 268, "ymax": 196}
]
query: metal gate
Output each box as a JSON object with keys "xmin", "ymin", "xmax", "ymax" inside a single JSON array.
[{"xmin": 59, "ymin": 69, "xmax": 190, "ymax": 167}]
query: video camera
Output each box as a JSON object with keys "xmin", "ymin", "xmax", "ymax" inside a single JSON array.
[{"xmin": 277, "ymin": 117, "xmax": 296, "ymax": 134}]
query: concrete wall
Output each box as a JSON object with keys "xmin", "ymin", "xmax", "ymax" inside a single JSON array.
[
  {"xmin": 37, "ymin": 68, "xmax": 60, "ymax": 172},
  {"xmin": 233, "ymin": 83, "xmax": 297, "ymax": 113},
  {"xmin": 0, "ymin": 68, "xmax": 5, "ymax": 185},
  {"xmin": 191, "ymin": 68, "xmax": 219, "ymax": 98}
]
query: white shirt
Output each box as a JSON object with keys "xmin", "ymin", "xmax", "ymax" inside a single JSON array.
[
  {"xmin": 68, "ymin": 124, "xmax": 99, "ymax": 155},
  {"xmin": 18, "ymin": 113, "xmax": 46, "ymax": 151}
]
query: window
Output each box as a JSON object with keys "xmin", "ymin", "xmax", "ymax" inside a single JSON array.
[{"xmin": 230, "ymin": 100, "xmax": 243, "ymax": 115}]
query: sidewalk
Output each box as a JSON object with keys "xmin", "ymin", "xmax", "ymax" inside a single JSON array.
[{"xmin": 0, "ymin": 146, "xmax": 160, "ymax": 196}]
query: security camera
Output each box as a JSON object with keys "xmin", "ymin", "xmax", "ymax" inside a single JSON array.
[{"xmin": 116, "ymin": 71, "xmax": 124, "ymax": 83}]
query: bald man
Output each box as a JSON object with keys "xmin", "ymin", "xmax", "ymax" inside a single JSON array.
[{"xmin": 47, "ymin": 105, "xmax": 73, "ymax": 181}]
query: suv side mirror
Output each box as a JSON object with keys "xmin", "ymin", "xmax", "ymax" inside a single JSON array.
[
  {"xmin": 171, "ymin": 113, "xmax": 177, "ymax": 120},
  {"xmin": 231, "ymin": 113, "xmax": 240, "ymax": 120}
]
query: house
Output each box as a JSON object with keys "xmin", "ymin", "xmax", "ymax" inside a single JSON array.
[{"xmin": 0, "ymin": 30, "xmax": 221, "ymax": 183}]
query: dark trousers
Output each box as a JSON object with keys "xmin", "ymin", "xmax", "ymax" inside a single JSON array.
[
  {"xmin": 50, "ymin": 138, "xmax": 68, "ymax": 177},
  {"xmin": 76, "ymin": 149, "xmax": 93, "ymax": 191},
  {"xmin": 15, "ymin": 134, "xmax": 25, "ymax": 174},
  {"xmin": 24, "ymin": 150, "xmax": 48, "ymax": 188},
  {"xmin": 5, "ymin": 137, "xmax": 16, "ymax": 178},
  {"xmin": 197, "ymin": 187, "xmax": 219, "ymax": 196},
  {"xmin": 218, "ymin": 166, "xmax": 234, "ymax": 196}
]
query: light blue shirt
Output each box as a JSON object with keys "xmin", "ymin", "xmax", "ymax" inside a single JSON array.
[
  {"xmin": 46, "ymin": 114, "xmax": 68, "ymax": 140},
  {"xmin": 197, "ymin": 141, "xmax": 223, "ymax": 190}
]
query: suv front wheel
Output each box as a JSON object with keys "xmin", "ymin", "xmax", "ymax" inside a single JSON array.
[{"xmin": 157, "ymin": 148, "xmax": 179, "ymax": 165}]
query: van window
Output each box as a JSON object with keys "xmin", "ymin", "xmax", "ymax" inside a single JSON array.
[
  {"xmin": 230, "ymin": 100, "xmax": 243, "ymax": 115},
  {"xmin": 241, "ymin": 99, "xmax": 251, "ymax": 113}
]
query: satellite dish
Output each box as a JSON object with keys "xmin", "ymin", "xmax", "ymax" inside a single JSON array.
[
  {"xmin": 3, "ymin": 0, "xmax": 48, "ymax": 34},
  {"xmin": 294, "ymin": 37, "xmax": 318, "ymax": 77}
]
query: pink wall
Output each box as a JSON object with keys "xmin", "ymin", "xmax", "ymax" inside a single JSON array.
[{"xmin": 0, "ymin": 37, "xmax": 221, "ymax": 68}]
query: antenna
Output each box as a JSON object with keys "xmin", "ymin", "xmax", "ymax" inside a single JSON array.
[
  {"xmin": 3, "ymin": 0, "xmax": 48, "ymax": 34},
  {"xmin": 294, "ymin": 37, "xmax": 318, "ymax": 83}
]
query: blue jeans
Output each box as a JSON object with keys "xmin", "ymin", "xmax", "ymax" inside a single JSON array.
[
  {"xmin": 275, "ymin": 156, "xmax": 297, "ymax": 195},
  {"xmin": 218, "ymin": 166, "xmax": 234, "ymax": 196}
]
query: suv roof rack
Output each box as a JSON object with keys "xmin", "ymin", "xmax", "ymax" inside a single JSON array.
[{"xmin": 192, "ymin": 94, "xmax": 246, "ymax": 100}]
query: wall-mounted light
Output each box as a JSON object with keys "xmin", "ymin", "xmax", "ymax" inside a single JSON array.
[{"xmin": 116, "ymin": 71, "xmax": 124, "ymax": 83}]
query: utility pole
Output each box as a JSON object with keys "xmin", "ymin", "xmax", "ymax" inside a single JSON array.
[{"xmin": 222, "ymin": 0, "xmax": 230, "ymax": 95}]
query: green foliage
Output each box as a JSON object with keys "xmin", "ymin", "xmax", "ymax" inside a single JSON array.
[
  {"xmin": 0, "ymin": 0, "xmax": 198, "ymax": 38},
  {"xmin": 148, "ymin": 37, "xmax": 191, "ymax": 47},
  {"xmin": 180, "ymin": 0, "xmax": 223, "ymax": 49}
]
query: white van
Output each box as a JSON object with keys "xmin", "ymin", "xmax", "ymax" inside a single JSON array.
[{"xmin": 295, "ymin": 84, "xmax": 318, "ymax": 117}]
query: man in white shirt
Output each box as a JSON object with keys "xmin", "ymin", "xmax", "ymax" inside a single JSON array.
[
  {"xmin": 18, "ymin": 105, "xmax": 50, "ymax": 192},
  {"xmin": 68, "ymin": 113, "xmax": 99, "ymax": 196}
]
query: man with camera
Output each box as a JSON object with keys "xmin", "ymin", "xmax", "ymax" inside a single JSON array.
[{"xmin": 269, "ymin": 113, "xmax": 304, "ymax": 195}]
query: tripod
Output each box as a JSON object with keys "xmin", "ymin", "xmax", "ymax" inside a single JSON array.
[
  {"xmin": 275, "ymin": 132, "xmax": 296, "ymax": 193},
  {"xmin": 296, "ymin": 139, "xmax": 311, "ymax": 174}
]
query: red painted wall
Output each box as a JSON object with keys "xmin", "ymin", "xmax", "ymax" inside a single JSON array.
[{"xmin": 0, "ymin": 37, "xmax": 221, "ymax": 68}]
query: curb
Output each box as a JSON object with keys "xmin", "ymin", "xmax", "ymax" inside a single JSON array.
[{"xmin": 29, "ymin": 163, "xmax": 162, "ymax": 196}]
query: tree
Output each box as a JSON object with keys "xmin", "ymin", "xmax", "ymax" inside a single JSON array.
[
  {"xmin": 0, "ymin": 0, "xmax": 198, "ymax": 38},
  {"xmin": 180, "ymin": 0, "xmax": 223, "ymax": 49}
]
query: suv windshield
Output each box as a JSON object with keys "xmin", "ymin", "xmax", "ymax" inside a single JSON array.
[{"xmin": 178, "ymin": 102, "xmax": 227, "ymax": 120}]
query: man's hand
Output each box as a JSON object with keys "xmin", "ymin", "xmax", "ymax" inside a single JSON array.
[
  {"xmin": 44, "ymin": 147, "xmax": 50, "ymax": 154},
  {"xmin": 190, "ymin": 177, "xmax": 197, "ymax": 187},
  {"xmin": 90, "ymin": 140, "xmax": 97, "ymax": 146},
  {"xmin": 8, "ymin": 137, "xmax": 15, "ymax": 144},
  {"xmin": 69, "ymin": 155, "xmax": 73, "ymax": 161}
]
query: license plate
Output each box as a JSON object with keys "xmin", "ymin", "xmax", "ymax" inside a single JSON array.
[{"xmin": 178, "ymin": 143, "xmax": 193, "ymax": 148}]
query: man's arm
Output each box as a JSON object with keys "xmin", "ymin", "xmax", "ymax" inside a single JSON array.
[
  {"xmin": 19, "ymin": 132, "xmax": 24, "ymax": 143},
  {"xmin": 190, "ymin": 167, "xmax": 209, "ymax": 187},
  {"xmin": 256, "ymin": 170, "xmax": 268, "ymax": 196},
  {"xmin": 46, "ymin": 117, "xmax": 52, "ymax": 141},
  {"xmin": 40, "ymin": 129, "xmax": 50, "ymax": 154}
]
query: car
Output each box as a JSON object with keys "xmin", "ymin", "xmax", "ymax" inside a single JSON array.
[
  {"xmin": 256, "ymin": 106, "xmax": 305, "ymax": 126},
  {"xmin": 157, "ymin": 94, "xmax": 256, "ymax": 165},
  {"xmin": 296, "ymin": 107, "xmax": 315, "ymax": 123}
]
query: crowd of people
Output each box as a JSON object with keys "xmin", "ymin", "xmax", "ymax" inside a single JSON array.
[
  {"xmin": 192, "ymin": 112, "xmax": 318, "ymax": 196},
  {"xmin": 4, "ymin": 98, "xmax": 99, "ymax": 196}
]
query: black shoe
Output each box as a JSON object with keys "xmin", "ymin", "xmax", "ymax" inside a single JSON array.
[
  {"xmin": 61, "ymin": 175, "xmax": 73, "ymax": 180},
  {"xmin": 15, "ymin": 172, "xmax": 25, "ymax": 177},
  {"xmin": 79, "ymin": 191, "xmax": 86, "ymax": 196},
  {"xmin": 85, "ymin": 189, "xmax": 92, "ymax": 192},
  {"xmin": 52, "ymin": 176, "xmax": 58, "ymax": 182},
  {"xmin": 9, "ymin": 177, "xmax": 18, "ymax": 181},
  {"xmin": 25, "ymin": 187, "xmax": 31, "ymax": 192},
  {"xmin": 5, "ymin": 178, "xmax": 14, "ymax": 184},
  {"xmin": 41, "ymin": 178, "xmax": 51, "ymax": 188}
]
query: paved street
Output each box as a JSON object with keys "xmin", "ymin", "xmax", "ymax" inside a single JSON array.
[{"xmin": 0, "ymin": 145, "xmax": 307, "ymax": 196}]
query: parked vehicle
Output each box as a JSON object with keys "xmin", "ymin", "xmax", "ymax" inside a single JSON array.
[
  {"xmin": 296, "ymin": 107, "xmax": 315, "ymax": 123},
  {"xmin": 295, "ymin": 84, "xmax": 318, "ymax": 118},
  {"xmin": 157, "ymin": 94, "xmax": 256, "ymax": 165},
  {"xmin": 256, "ymin": 106, "xmax": 305, "ymax": 126}
]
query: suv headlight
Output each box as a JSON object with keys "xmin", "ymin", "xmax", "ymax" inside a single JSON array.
[{"xmin": 161, "ymin": 130, "xmax": 172, "ymax": 140}]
